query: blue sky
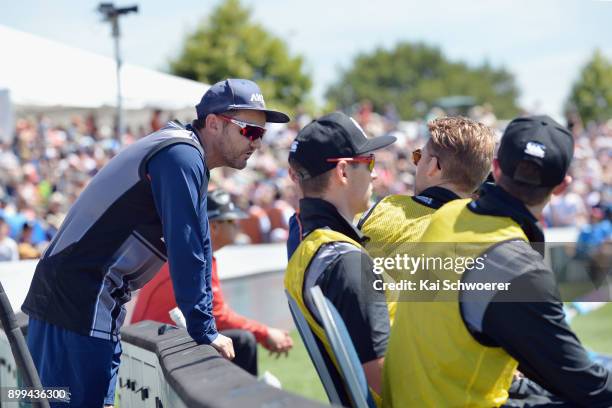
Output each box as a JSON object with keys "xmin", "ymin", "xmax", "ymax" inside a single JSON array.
[{"xmin": 2, "ymin": 0, "xmax": 612, "ymax": 119}]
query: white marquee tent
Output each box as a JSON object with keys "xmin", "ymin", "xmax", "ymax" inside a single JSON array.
[{"xmin": 0, "ymin": 24, "xmax": 208, "ymax": 110}]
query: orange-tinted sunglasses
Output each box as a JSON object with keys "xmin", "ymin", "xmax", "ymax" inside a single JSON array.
[
  {"xmin": 412, "ymin": 148, "xmax": 441, "ymax": 169},
  {"xmin": 326, "ymin": 154, "xmax": 376, "ymax": 172}
]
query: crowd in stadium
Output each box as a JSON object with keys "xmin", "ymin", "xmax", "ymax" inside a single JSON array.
[{"xmin": 0, "ymin": 103, "xmax": 610, "ymax": 261}]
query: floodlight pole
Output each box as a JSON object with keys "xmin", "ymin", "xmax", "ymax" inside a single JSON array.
[
  {"xmin": 109, "ymin": 16, "xmax": 124, "ymax": 140},
  {"xmin": 112, "ymin": 18, "xmax": 123, "ymax": 140},
  {"xmin": 98, "ymin": 3, "xmax": 138, "ymax": 139}
]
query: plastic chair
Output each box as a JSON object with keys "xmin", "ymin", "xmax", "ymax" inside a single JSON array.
[
  {"xmin": 285, "ymin": 290, "xmax": 343, "ymax": 405},
  {"xmin": 309, "ymin": 286, "xmax": 377, "ymax": 408}
]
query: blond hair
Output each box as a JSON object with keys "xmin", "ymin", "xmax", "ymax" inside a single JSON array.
[{"xmin": 428, "ymin": 117, "xmax": 496, "ymax": 193}]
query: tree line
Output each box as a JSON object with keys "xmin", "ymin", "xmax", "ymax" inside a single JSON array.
[{"xmin": 169, "ymin": 0, "xmax": 611, "ymax": 124}]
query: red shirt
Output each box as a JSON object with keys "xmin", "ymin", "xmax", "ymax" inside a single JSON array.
[{"xmin": 132, "ymin": 257, "xmax": 269, "ymax": 343}]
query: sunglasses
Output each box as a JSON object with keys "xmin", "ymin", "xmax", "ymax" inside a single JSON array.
[
  {"xmin": 326, "ymin": 154, "xmax": 376, "ymax": 172},
  {"xmin": 218, "ymin": 115, "xmax": 267, "ymax": 141},
  {"xmin": 412, "ymin": 148, "xmax": 441, "ymax": 170}
]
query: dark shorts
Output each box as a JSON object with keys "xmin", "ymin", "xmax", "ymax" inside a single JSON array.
[{"xmin": 26, "ymin": 317, "xmax": 122, "ymax": 407}]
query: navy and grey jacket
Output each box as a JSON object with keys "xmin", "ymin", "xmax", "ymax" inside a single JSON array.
[{"xmin": 22, "ymin": 121, "xmax": 218, "ymax": 344}]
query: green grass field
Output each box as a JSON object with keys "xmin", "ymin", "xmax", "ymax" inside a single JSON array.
[
  {"xmin": 258, "ymin": 330, "xmax": 328, "ymax": 402},
  {"xmin": 570, "ymin": 303, "xmax": 612, "ymax": 354},
  {"xmin": 259, "ymin": 303, "xmax": 612, "ymax": 403}
]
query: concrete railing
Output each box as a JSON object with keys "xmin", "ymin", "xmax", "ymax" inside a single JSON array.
[
  {"xmin": 0, "ymin": 315, "xmax": 332, "ymax": 407},
  {"xmin": 118, "ymin": 320, "xmax": 330, "ymax": 407}
]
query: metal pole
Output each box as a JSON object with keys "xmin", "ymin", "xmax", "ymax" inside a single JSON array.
[
  {"xmin": 98, "ymin": 3, "xmax": 138, "ymax": 139},
  {"xmin": 0, "ymin": 282, "xmax": 50, "ymax": 408},
  {"xmin": 112, "ymin": 16, "xmax": 123, "ymax": 139}
]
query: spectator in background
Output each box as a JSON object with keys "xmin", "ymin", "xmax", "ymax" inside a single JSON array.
[
  {"xmin": 4, "ymin": 99, "xmax": 610, "ymax": 251},
  {"xmin": 577, "ymin": 205, "xmax": 612, "ymax": 257},
  {"xmin": 544, "ymin": 182, "xmax": 589, "ymax": 227},
  {"xmin": 150, "ymin": 109, "xmax": 163, "ymax": 132},
  {"xmin": 132, "ymin": 189, "xmax": 293, "ymax": 376},
  {"xmin": 357, "ymin": 100, "xmax": 373, "ymax": 130},
  {"xmin": 294, "ymin": 106, "xmax": 312, "ymax": 130},
  {"xmin": 576, "ymin": 204, "xmax": 612, "ymax": 286},
  {"xmin": 45, "ymin": 192, "xmax": 67, "ymax": 236},
  {"xmin": 0, "ymin": 198, "xmax": 7, "ymax": 219},
  {"xmin": 0, "ymin": 218, "xmax": 18, "ymax": 262},
  {"xmin": 18, "ymin": 222, "xmax": 40, "ymax": 260}
]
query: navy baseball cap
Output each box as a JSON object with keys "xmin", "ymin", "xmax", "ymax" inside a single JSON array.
[
  {"xmin": 196, "ymin": 79, "xmax": 290, "ymax": 123},
  {"xmin": 498, "ymin": 115, "xmax": 574, "ymax": 187},
  {"xmin": 289, "ymin": 112, "xmax": 396, "ymax": 179}
]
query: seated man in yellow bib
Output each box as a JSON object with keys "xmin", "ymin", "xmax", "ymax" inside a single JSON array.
[
  {"xmin": 383, "ymin": 115, "xmax": 612, "ymax": 407},
  {"xmin": 358, "ymin": 116, "xmax": 496, "ymax": 324},
  {"xmin": 285, "ymin": 112, "xmax": 396, "ymax": 404}
]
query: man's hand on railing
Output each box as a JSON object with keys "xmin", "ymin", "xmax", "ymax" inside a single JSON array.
[{"xmin": 211, "ymin": 333, "xmax": 235, "ymax": 360}]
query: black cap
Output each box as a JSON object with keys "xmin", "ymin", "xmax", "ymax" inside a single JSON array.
[
  {"xmin": 196, "ymin": 79, "xmax": 290, "ymax": 123},
  {"xmin": 288, "ymin": 112, "xmax": 396, "ymax": 179},
  {"xmin": 206, "ymin": 189, "xmax": 248, "ymax": 221},
  {"xmin": 498, "ymin": 115, "xmax": 574, "ymax": 187}
]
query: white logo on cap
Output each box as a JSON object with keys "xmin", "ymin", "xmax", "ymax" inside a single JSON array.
[
  {"xmin": 349, "ymin": 117, "xmax": 368, "ymax": 137},
  {"xmin": 290, "ymin": 140, "xmax": 299, "ymax": 153},
  {"xmin": 524, "ymin": 141, "xmax": 546, "ymax": 159},
  {"xmin": 250, "ymin": 93, "xmax": 265, "ymax": 103}
]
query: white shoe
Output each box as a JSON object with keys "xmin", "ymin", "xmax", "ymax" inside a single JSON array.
[{"xmin": 259, "ymin": 371, "xmax": 282, "ymax": 389}]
